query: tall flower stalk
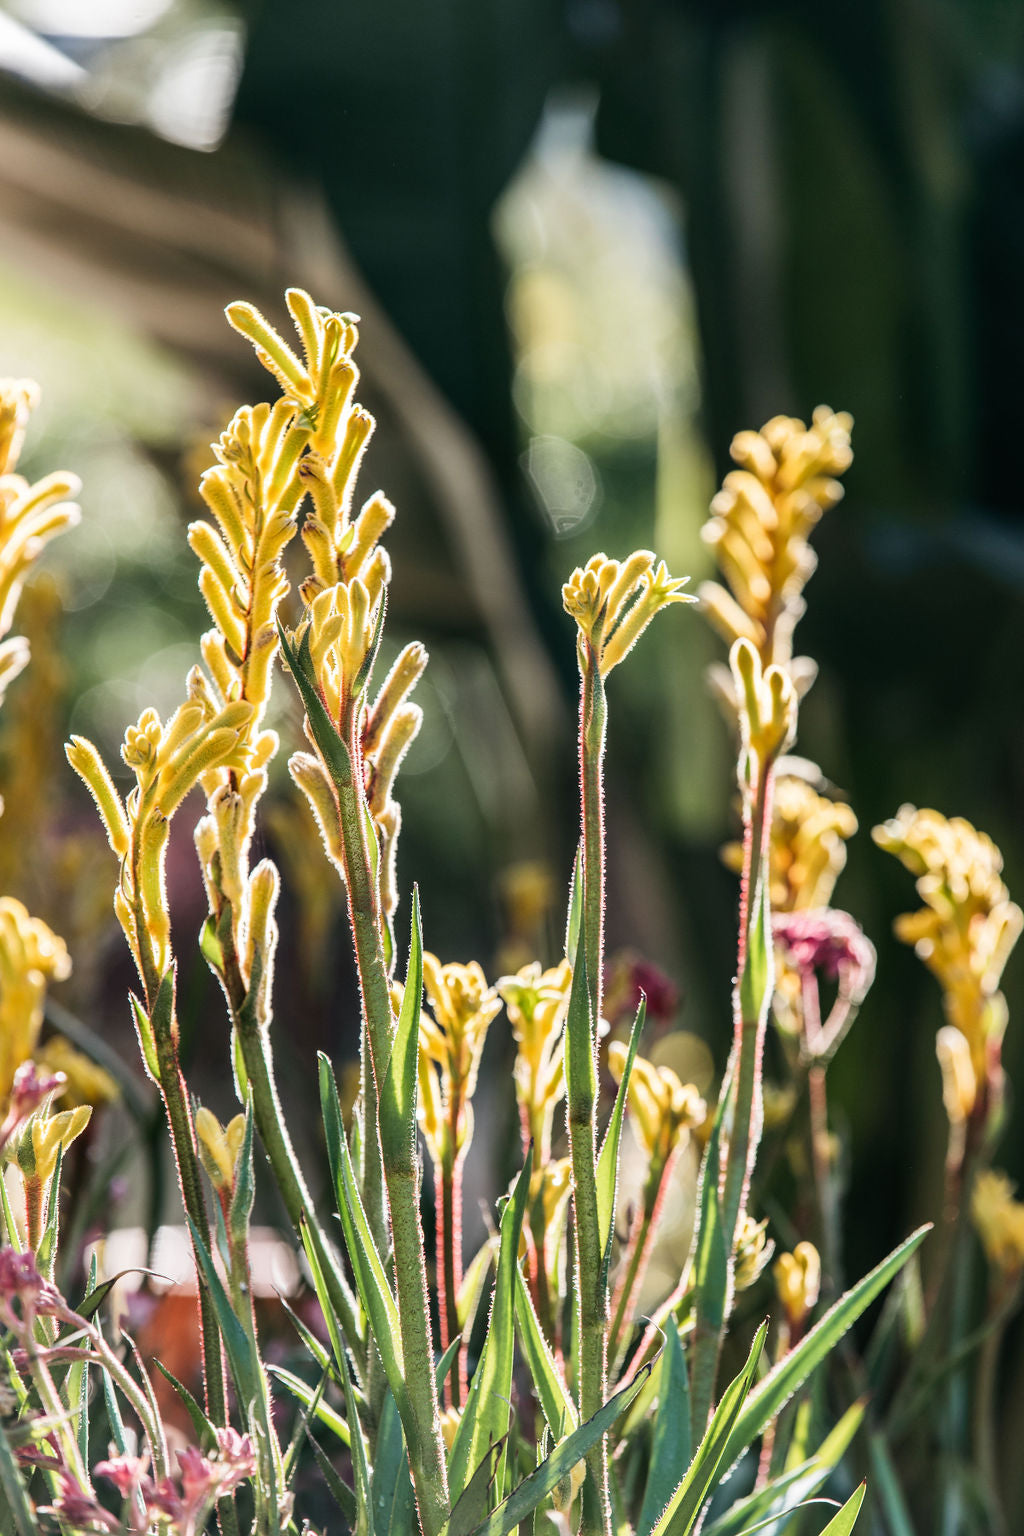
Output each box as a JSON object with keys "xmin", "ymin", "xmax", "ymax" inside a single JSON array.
[{"xmin": 562, "ymin": 551, "xmax": 693, "ymax": 1533}]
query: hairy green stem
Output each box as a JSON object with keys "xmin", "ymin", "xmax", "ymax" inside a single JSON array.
[
  {"xmin": 574, "ymin": 652, "xmax": 611, "ymax": 1536},
  {"xmin": 334, "ymin": 713, "xmax": 450, "ymax": 1536}
]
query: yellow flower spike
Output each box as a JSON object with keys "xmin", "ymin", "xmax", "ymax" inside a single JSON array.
[
  {"xmin": 0, "ymin": 379, "xmax": 38, "ymax": 475},
  {"xmin": 243, "ymin": 860, "xmax": 280, "ymax": 1029},
  {"xmin": 562, "ymin": 551, "xmax": 694, "ymax": 676},
  {"xmin": 0, "ymin": 899, "xmax": 71, "ymax": 1105},
  {"xmin": 364, "ymin": 643, "xmax": 429, "ymax": 759},
  {"xmin": 971, "ymin": 1170, "xmax": 1024, "ymax": 1278},
  {"xmin": 873, "ymin": 806, "xmax": 1022, "ymax": 1081},
  {"xmin": 30, "ymin": 1104, "xmax": 91, "ymax": 1183},
  {"xmin": 225, "ymin": 301, "xmax": 311, "ymax": 401},
  {"xmin": 498, "ymin": 960, "xmax": 572, "ymax": 1153},
  {"xmin": 196, "ymin": 1105, "xmax": 242, "ymax": 1191},
  {"xmin": 343, "ymin": 493, "xmax": 396, "ymax": 583},
  {"xmin": 773, "ymin": 1241, "xmax": 821, "ymax": 1331},
  {"xmin": 699, "ymin": 408, "xmax": 852, "ymax": 696},
  {"xmin": 416, "ymin": 1034, "xmax": 446, "ymax": 1162},
  {"xmin": 725, "ymin": 772, "xmax": 857, "ymax": 915}
]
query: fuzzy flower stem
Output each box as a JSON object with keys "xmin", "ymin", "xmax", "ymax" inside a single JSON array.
[
  {"xmin": 573, "ymin": 646, "xmax": 612, "ymax": 1536},
  {"xmin": 333, "ymin": 707, "xmax": 450, "ymax": 1536},
  {"xmin": 437, "ymin": 1119, "xmax": 466, "ymax": 1406}
]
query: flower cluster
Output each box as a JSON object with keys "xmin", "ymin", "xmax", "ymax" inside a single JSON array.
[
  {"xmin": 498, "ymin": 959, "xmax": 572, "ymax": 1162},
  {"xmin": 699, "ymin": 406, "xmax": 852, "ymax": 707},
  {"xmin": 562, "ymin": 551, "xmax": 693, "ymax": 675},
  {"xmin": 873, "ymin": 805, "xmax": 1022, "ymax": 1115}
]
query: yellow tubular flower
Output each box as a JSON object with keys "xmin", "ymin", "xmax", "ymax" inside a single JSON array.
[
  {"xmin": 0, "ymin": 900, "xmax": 71, "ymax": 1106},
  {"xmin": 724, "ymin": 772, "xmax": 858, "ymax": 914},
  {"xmin": 27, "ymin": 1104, "xmax": 91, "ymax": 1183},
  {"xmin": 730, "ymin": 638, "xmax": 797, "ymax": 791},
  {"xmin": 972, "ymin": 1170, "xmax": 1024, "ymax": 1278},
  {"xmin": 873, "ymin": 806, "xmax": 1022, "ymax": 1084},
  {"xmin": 562, "ymin": 551, "xmax": 694, "ymax": 675},
  {"xmin": 607, "ymin": 1042, "xmax": 705, "ymax": 1170},
  {"xmin": 498, "ymin": 959, "xmax": 572, "ymax": 1159},
  {"xmin": 699, "ymin": 407, "xmax": 852, "ymax": 702},
  {"xmin": 417, "ymin": 955, "xmax": 501, "ymax": 1163},
  {"xmin": 68, "ymin": 688, "xmax": 254, "ymax": 991}
]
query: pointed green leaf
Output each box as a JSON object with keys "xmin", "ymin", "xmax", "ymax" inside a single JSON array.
[
  {"xmin": 462, "ymin": 1366, "xmax": 651, "ymax": 1536},
  {"xmin": 0, "ymin": 1423, "xmax": 36, "ymax": 1536},
  {"xmin": 564, "ymin": 843, "xmax": 583, "ymax": 963},
  {"xmin": 268, "ymin": 1365, "xmax": 350, "ymax": 1447},
  {"xmin": 688, "ymin": 1080, "xmax": 731, "ymax": 1441},
  {"xmin": 514, "ymin": 1265, "xmax": 578, "ymax": 1437},
  {"xmin": 704, "ymin": 1401, "xmax": 864, "ymax": 1536},
  {"xmin": 449, "ymin": 1151, "xmax": 533, "ymax": 1504},
  {"xmin": 371, "ymin": 1388, "xmax": 415, "ymax": 1536},
  {"xmin": 436, "ymin": 1334, "xmax": 463, "ymax": 1395},
  {"xmin": 228, "ymin": 1096, "xmax": 256, "ymax": 1249},
  {"xmin": 638, "ymin": 1323, "xmax": 691, "ymax": 1536},
  {"xmin": 816, "ymin": 1483, "xmax": 865, "ymax": 1535},
  {"xmin": 185, "ymin": 1215, "xmax": 260, "ymax": 1408},
  {"xmin": 278, "ymin": 621, "xmax": 354, "ymax": 791},
  {"xmin": 379, "ymin": 887, "xmax": 422, "ymax": 1176},
  {"xmin": 720, "ymin": 1227, "xmax": 930, "ymax": 1478},
  {"xmin": 448, "ymin": 1440, "xmax": 507, "ymax": 1536},
  {"xmin": 651, "ymin": 1320, "xmax": 768, "ymax": 1536},
  {"xmin": 597, "ymin": 995, "xmax": 646, "ymax": 1266},
  {"xmin": 154, "ymin": 1360, "xmax": 215, "ymax": 1450},
  {"xmin": 306, "ymin": 1426, "xmax": 358, "ymax": 1526}
]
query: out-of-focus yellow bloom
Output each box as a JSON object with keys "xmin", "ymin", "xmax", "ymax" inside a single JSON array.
[
  {"xmin": 0, "ymin": 899, "xmax": 71, "ymax": 1106},
  {"xmin": 34, "ymin": 1037, "xmax": 118, "ymax": 1110},
  {"xmin": 0, "ymin": 379, "xmax": 80, "ymax": 711},
  {"xmin": 416, "ymin": 955, "xmax": 501, "ymax": 1163},
  {"xmin": 762, "ymin": 1081, "xmax": 798, "ymax": 1130},
  {"xmin": 734, "ymin": 1214, "xmax": 775, "ymax": 1292},
  {"xmin": 607, "ymin": 1042, "xmax": 705, "ymax": 1169},
  {"xmin": 562, "ymin": 551, "xmax": 693, "ymax": 675},
  {"xmin": 873, "ymin": 807, "xmax": 1022, "ymax": 1088},
  {"xmin": 971, "ymin": 1170, "xmax": 1024, "ymax": 1278},
  {"xmin": 935, "ymin": 1025, "xmax": 976, "ymax": 1125},
  {"xmin": 196, "ymin": 1107, "xmax": 247, "ymax": 1191},
  {"xmin": 26, "ymin": 1104, "xmax": 91, "ymax": 1183},
  {"xmin": 439, "ymin": 1406, "xmax": 462, "ymax": 1453},
  {"xmin": 498, "ymin": 959, "xmax": 572, "ymax": 1160},
  {"xmin": 774, "ymin": 1241, "xmax": 821, "ymax": 1330},
  {"xmin": 699, "ymin": 407, "xmax": 852, "ymax": 703},
  {"xmin": 765, "ymin": 773, "xmax": 858, "ymax": 914}
]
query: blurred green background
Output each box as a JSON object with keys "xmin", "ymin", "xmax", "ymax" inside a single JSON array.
[{"xmin": 2, "ymin": 0, "xmax": 1024, "ymax": 1514}]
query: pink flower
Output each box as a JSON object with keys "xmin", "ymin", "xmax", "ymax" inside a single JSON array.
[
  {"xmin": 773, "ymin": 909, "xmax": 876, "ymax": 1004},
  {"xmin": 95, "ymin": 1451, "xmax": 150, "ymax": 1498},
  {"xmin": 0, "ymin": 1248, "xmax": 76, "ymax": 1333}
]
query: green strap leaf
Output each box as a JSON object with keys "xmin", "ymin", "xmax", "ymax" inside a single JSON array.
[
  {"xmin": 650, "ymin": 1320, "xmax": 768, "ymax": 1536},
  {"xmin": 564, "ymin": 842, "xmax": 583, "ymax": 962},
  {"xmin": 371, "ymin": 1389, "xmax": 415, "ymax": 1536},
  {"xmin": 449, "ymin": 1150, "xmax": 533, "ymax": 1506},
  {"xmin": 154, "ymin": 1360, "xmax": 216, "ymax": 1450},
  {"xmin": 688, "ymin": 1079, "xmax": 731, "ymax": 1442},
  {"xmin": 185, "ymin": 1215, "xmax": 260, "ymax": 1408},
  {"xmin": 720, "ymin": 1226, "xmax": 930, "ymax": 1478},
  {"xmin": 306, "ymin": 1427, "xmax": 358, "ymax": 1526},
  {"xmin": 462, "ymin": 1367, "xmax": 651, "ymax": 1536},
  {"xmin": 317, "ymin": 1055, "xmax": 409, "ymax": 1421},
  {"xmin": 562, "ymin": 930, "xmax": 595, "ymax": 1124},
  {"xmin": 514, "ymin": 1264, "xmax": 578, "ymax": 1437},
  {"xmin": 637, "ymin": 1323, "xmax": 691, "ymax": 1536},
  {"xmin": 379, "ymin": 887, "xmax": 423, "ymax": 1176},
  {"xmin": 596, "ymin": 995, "xmax": 646, "ymax": 1268}
]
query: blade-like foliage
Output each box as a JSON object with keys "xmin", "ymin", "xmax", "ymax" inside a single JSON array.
[{"xmin": 637, "ymin": 1323, "xmax": 691, "ymax": 1536}]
